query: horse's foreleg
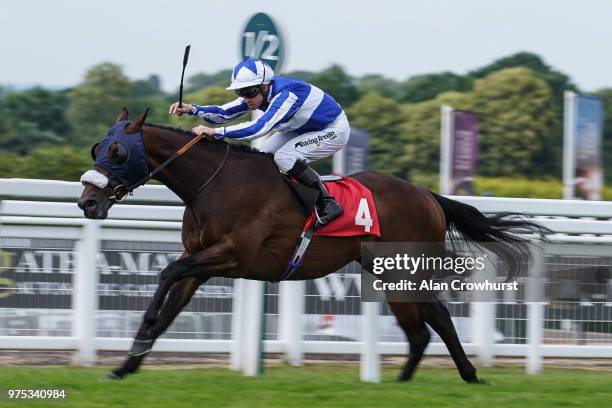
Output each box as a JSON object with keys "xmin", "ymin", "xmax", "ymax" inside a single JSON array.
[
  {"xmin": 142, "ymin": 267, "xmax": 178, "ymax": 326},
  {"xmin": 108, "ymin": 240, "xmax": 238, "ymax": 380},
  {"xmin": 109, "ymin": 277, "xmax": 203, "ymax": 380}
]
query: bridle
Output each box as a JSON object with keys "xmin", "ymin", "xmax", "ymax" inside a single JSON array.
[{"xmin": 106, "ymin": 132, "xmax": 231, "ymax": 204}]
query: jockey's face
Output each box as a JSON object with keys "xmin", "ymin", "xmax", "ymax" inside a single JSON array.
[{"xmin": 240, "ymin": 84, "xmax": 269, "ymax": 110}]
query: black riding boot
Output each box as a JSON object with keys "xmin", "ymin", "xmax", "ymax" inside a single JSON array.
[{"xmin": 288, "ymin": 160, "xmax": 344, "ymax": 226}]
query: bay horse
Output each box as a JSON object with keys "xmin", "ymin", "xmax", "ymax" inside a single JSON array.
[{"xmin": 78, "ymin": 109, "xmax": 545, "ymax": 383}]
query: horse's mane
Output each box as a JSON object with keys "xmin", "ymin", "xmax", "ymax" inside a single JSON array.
[{"xmin": 145, "ymin": 123, "xmax": 273, "ymax": 158}]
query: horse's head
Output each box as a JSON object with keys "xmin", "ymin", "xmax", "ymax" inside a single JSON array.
[{"xmin": 78, "ymin": 108, "xmax": 149, "ymax": 219}]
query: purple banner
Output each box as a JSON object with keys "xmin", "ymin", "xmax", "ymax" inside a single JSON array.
[
  {"xmin": 574, "ymin": 95, "xmax": 603, "ymax": 200},
  {"xmin": 451, "ymin": 110, "xmax": 479, "ymax": 195}
]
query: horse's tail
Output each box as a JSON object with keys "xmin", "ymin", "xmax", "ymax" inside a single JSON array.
[{"xmin": 429, "ymin": 192, "xmax": 549, "ymax": 281}]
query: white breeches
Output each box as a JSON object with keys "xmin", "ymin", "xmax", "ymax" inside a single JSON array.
[{"xmin": 259, "ymin": 111, "xmax": 350, "ymax": 173}]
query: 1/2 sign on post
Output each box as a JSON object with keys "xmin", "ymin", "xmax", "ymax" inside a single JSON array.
[{"xmin": 241, "ymin": 13, "xmax": 285, "ymax": 73}]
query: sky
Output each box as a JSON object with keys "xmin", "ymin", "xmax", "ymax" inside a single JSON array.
[{"xmin": 1, "ymin": 0, "xmax": 611, "ymax": 93}]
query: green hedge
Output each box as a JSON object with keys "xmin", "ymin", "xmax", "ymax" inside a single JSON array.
[
  {"xmin": 475, "ymin": 177, "xmax": 562, "ymax": 198},
  {"xmin": 477, "ymin": 177, "xmax": 612, "ymax": 200},
  {"xmin": 410, "ymin": 173, "xmax": 612, "ymax": 200},
  {"xmin": 0, "ymin": 145, "xmax": 91, "ymax": 181}
]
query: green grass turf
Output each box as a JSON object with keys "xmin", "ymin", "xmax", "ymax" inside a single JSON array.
[{"xmin": 0, "ymin": 364, "xmax": 611, "ymax": 407}]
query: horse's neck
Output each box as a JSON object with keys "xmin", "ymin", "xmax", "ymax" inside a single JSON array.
[
  {"xmin": 142, "ymin": 126, "xmax": 280, "ymax": 206},
  {"xmin": 142, "ymin": 127, "xmax": 225, "ymax": 202}
]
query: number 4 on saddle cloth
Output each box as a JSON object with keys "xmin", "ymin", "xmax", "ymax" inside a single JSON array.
[{"xmin": 278, "ymin": 175, "xmax": 381, "ymax": 281}]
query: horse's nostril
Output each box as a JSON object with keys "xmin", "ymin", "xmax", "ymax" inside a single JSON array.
[{"xmin": 79, "ymin": 199, "xmax": 98, "ymax": 211}]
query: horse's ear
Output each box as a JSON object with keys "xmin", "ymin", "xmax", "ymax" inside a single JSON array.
[
  {"xmin": 125, "ymin": 108, "xmax": 149, "ymax": 134},
  {"xmin": 116, "ymin": 107, "xmax": 129, "ymax": 124}
]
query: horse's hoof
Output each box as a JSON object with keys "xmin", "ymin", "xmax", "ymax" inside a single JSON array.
[
  {"xmin": 105, "ymin": 372, "xmax": 123, "ymax": 380},
  {"xmin": 467, "ymin": 377, "xmax": 489, "ymax": 385}
]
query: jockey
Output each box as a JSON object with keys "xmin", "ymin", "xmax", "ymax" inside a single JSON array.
[{"xmin": 169, "ymin": 57, "xmax": 349, "ymax": 226}]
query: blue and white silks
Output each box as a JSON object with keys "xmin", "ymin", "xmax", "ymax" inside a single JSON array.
[{"xmin": 192, "ymin": 77, "xmax": 343, "ymax": 140}]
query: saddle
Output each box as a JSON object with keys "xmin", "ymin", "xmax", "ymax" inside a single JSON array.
[
  {"xmin": 277, "ymin": 175, "xmax": 380, "ymax": 281},
  {"xmin": 284, "ymin": 174, "xmax": 380, "ymax": 237}
]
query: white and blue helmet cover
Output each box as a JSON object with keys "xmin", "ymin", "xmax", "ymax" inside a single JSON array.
[{"xmin": 227, "ymin": 58, "xmax": 274, "ymax": 90}]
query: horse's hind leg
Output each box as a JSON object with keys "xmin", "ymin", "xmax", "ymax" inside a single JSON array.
[
  {"xmin": 420, "ymin": 300, "xmax": 487, "ymax": 384},
  {"xmin": 388, "ymin": 302, "xmax": 431, "ymax": 381},
  {"xmin": 109, "ymin": 277, "xmax": 203, "ymax": 380}
]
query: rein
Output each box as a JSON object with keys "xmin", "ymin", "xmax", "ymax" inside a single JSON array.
[
  {"xmin": 184, "ymin": 144, "xmax": 230, "ymax": 204},
  {"xmin": 109, "ymin": 133, "xmax": 231, "ymax": 204}
]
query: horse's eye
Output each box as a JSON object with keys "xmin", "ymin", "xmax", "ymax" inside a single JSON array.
[
  {"xmin": 90, "ymin": 142, "xmax": 101, "ymax": 161},
  {"xmin": 109, "ymin": 142, "xmax": 129, "ymax": 164}
]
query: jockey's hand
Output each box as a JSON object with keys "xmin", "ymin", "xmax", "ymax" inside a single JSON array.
[
  {"xmin": 192, "ymin": 125, "xmax": 216, "ymax": 137},
  {"xmin": 169, "ymin": 102, "xmax": 193, "ymax": 116}
]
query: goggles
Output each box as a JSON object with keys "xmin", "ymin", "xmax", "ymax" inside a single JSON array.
[{"xmin": 235, "ymin": 85, "xmax": 260, "ymax": 99}]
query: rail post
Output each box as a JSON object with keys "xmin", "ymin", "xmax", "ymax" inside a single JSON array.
[
  {"xmin": 526, "ymin": 242, "xmax": 545, "ymax": 374},
  {"xmin": 242, "ymin": 279, "xmax": 265, "ymax": 376},
  {"xmin": 360, "ymin": 301, "xmax": 380, "ymax": 383},
  {"xmin": 72, "ymin": 219, "xmax": 101, "ymax": 366},
  {"xmin": 230, "ymin": 279, "xmax": 246, "ymax": 371},
  {"xmin": 279, "ymin": 280, "xmax": 304, "ymax": 366}
]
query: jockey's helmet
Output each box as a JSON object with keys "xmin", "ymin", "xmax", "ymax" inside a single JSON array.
[{"xmin": 227, "ymin": 58, "xmax": 274, "ymax": 90}]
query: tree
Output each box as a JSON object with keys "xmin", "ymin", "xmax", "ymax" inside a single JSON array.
[
  {"xmin": 398, "ymin": 68, "xmax": 558, "ymax": 179},
  {"xmin": 471, "ymin": 51, "xmax": 578, "ymax": 102},
  {"xmin": 0, "ymin": 87, "xmax": 69, "ymax": 153},
  {"xmin": 130, "ymin": 96, "xmax": 171, "ymax": 126},
  {"xmin": 470, "ymin": 52, "xmax": 553, "ymax": 79},
  {"xmin": 470, "ymin": 67, "xmax": 558, "ymax": 177},
  {"xmin": 132, "ymin": 74, "xmax": 163, "ymax": 97},
  {"xmin": 283, "ymin": 70, "xmax": 317, "ymax": 82},
  {"xmin": 186, "ymin": 70, "xmax": 232, "ymax": 92},
  {"xmin": 357, "ymin": 74, "xmax": 403, "ymax": 100},
  {"xmin": 400, "ymin": 72, "xmax": 473, "ymax": 103},
  {"xmin": 66, "ymin": 63, "xmax": 132, "ymax": 147},
  {"xmin": 310, "ymin": 65, "xmax": 360, "ymax": 108},
  {"xmin": 17, "ymin": 145, "xmax": 92, "ymax": 181},
  {"xmin": 347, "ymin": 91, "xmax": 406, "ymax": 177},
  {"xmin": 400, "ymin": 91, "xmax": 473, "ymax": 175},
  {"xmin": 471, "ymin": 51, "xmax": 577, "ymax": 136},
  {"xmin": 0, "ymin": 121, "xmax": 66, "ymax": 154},
  {"xmin": 0, "ymin": 87, "xmax": 69, "ymax": 134},
  {"xmin": 0, "ymin": 86, "xmax": 8, "ymax": 101}
]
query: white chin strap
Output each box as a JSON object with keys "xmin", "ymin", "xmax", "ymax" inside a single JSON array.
[{"xmin": 80, "ymin": 169, "xmax": 109, "ymax": 189}]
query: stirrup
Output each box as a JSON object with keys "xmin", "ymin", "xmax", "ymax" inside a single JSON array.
[
  {"xmin": 314, "ymin": 207, "xmax": 325, "ymax": 225},
  {"xmin": 315, "ymin": 202, "xmax": 344, "ymax": 226},
  {"xmin": 313, "ymin": 209, "xmax": 326, "ymax": 231}
]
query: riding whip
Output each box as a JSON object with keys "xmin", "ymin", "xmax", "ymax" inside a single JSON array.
[{"xmin": 178, "ymin": 45, "xmax": 191, "ymax": 108}]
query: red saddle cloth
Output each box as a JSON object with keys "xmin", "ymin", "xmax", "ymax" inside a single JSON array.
[{"xmin": 304, "ymin": 176, "xmax": 381, "ymax": 237}]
